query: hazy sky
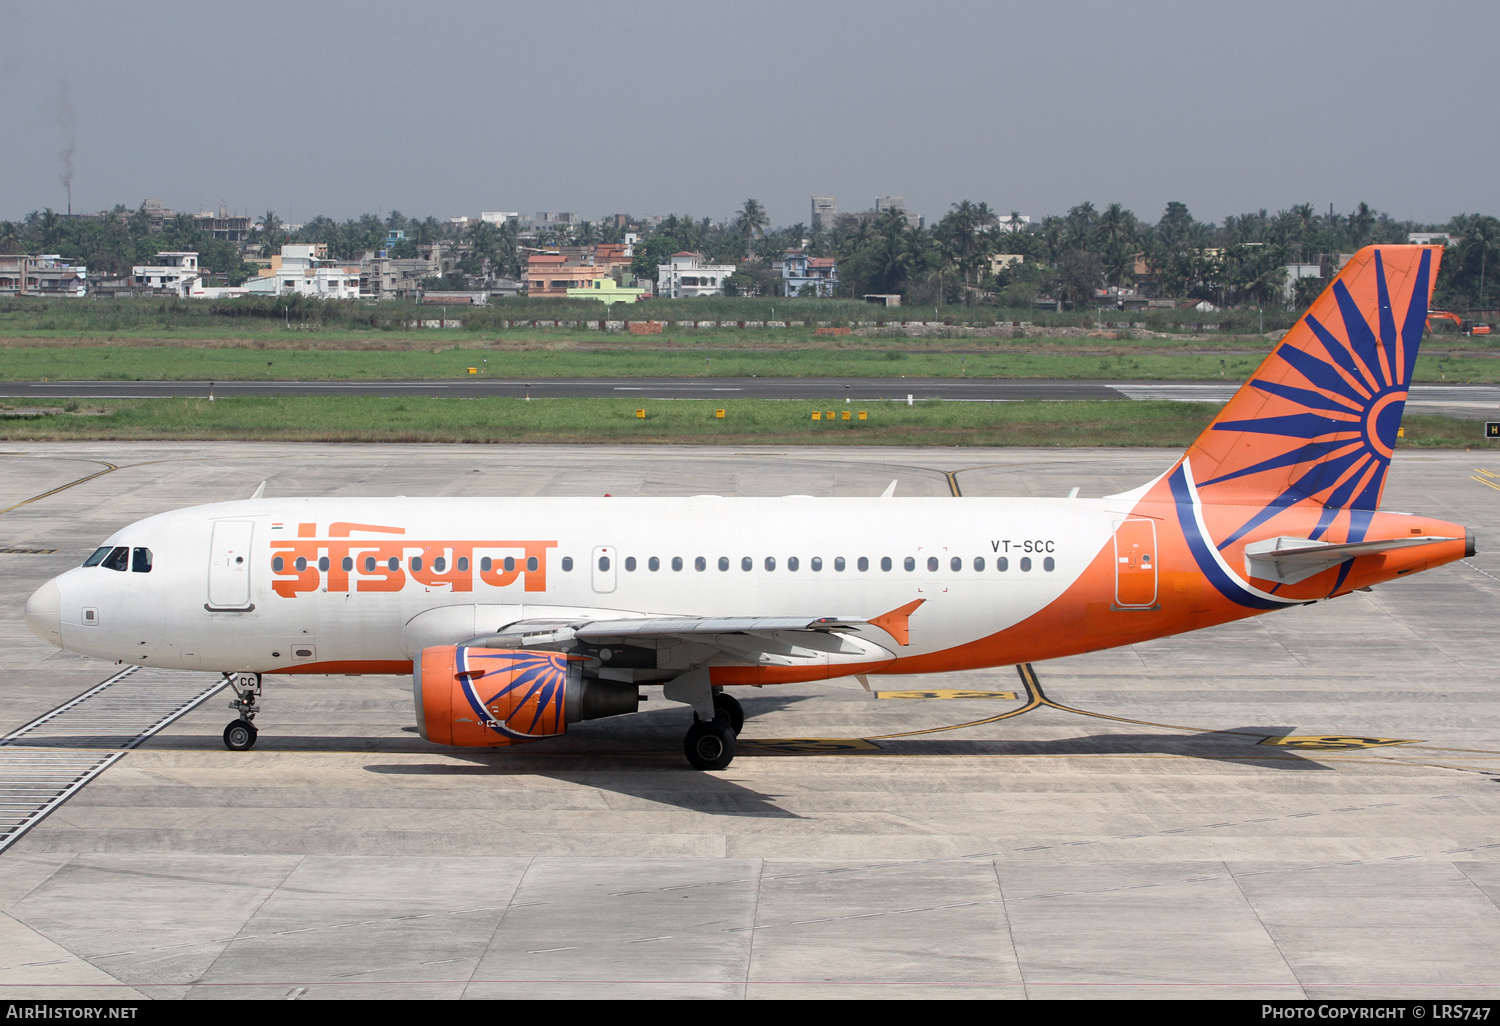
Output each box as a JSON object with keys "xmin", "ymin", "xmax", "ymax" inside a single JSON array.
[{"xmin": 2, "ymin": 0, "xmax": 1494, "ymax": 228}]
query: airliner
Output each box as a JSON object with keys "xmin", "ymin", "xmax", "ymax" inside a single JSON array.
[{"xmin": 23, "ymin": 246, "xmax": 1472, "ymax": 769}]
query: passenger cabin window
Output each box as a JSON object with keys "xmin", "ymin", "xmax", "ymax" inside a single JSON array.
[
  {"xmin": 648, "ymin": 557, "xmax": 660, "ymax": 571},
  {"xmin": 101, "ymin": 546, "xmax": 129, "ymax": 572},
  {"xmin": 1044, "ymin": 556, "xmax": 1055, "ymax": 572},
  {"xmin": 672, "ymin": 557, "xmax": 684, "ymax": 571},
  {"xmin": 880, "ymin": 557, "xmax": 893, "ymax": 572},
  {"xmin": 598, "ymin": 555, "xmax": 610, "ymax": 571},
  {"xmin": 997, "ymin": 557, "xmax": 1009, "ymax": 571},
  {"xmin": 131, "ymin": 548, "xmax": 152, "ymax": 573},
  {"xmin": 695, "ymin": 557, "xmax": 706, "ymax": 571},
  {"xmin": 624, "ymin": 556, "xmax": 636, "ymax": 572},
  {"xmin": 855, "ymin": 557, "xmax": 866, "ymax": 571},
  {"xmin": 410, "ymin": 556, "xmax": 422, "ymax": 572},
  {"xmin": 83, "ymin": 546, "xmax": 111, "ymax": 567},
  {"xmin": 561, "ymin": 556, "xmax": 574, "ymax": 571},
  {"xmin": 1020, "ymin": 557, "xmax": 1032, "ymax": 572},
  {"xmin": 811, "ymin": 557, "xmax": 823, "ymax": 571},
  {"xmin": 974, "ymin": 556, "xmax": 986, "ymax": 571},
  {"xmin": 788, "ymin": 556, "xmax": 799, "ymax": 571},
  {"xmin": 741, "ymin": 556, "xmax": 752, "ymax": 572},
  {"xmin": 764, "ymin": 556, "xmax": 775, "ymax": 571},
  {"xmin": 718, "ymin": 557, "xmax": 729, "ymax": 571}
]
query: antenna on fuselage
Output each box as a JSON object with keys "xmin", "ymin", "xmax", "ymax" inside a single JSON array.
[
  {"xmin": 249, "ymin": 480, "xmax": 267, "ymax": 500},
  {"xmin": 880, "ymin": 480, "xmax": 897, "ymax": 498}
]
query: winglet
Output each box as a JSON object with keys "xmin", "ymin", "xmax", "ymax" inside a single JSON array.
[
  {"xmin": 869, "ymin": 599, "xmax": 924, "ymax": 646},
  {"xmin": 249, "ymin": 480, "xmax": 267, "ymax": 500},
  {"xmin": 880, "ymin": 480, "xmax": 897, "ymax": 498}
]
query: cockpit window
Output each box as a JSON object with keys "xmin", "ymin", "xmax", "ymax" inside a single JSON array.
[
  {"xmin": 82, "ymin": 546, "xmax": 111, "ymax": 567},
  {"xmin": 132, "ymin": 547, "xmax": 153, "ymax": 573},
  {"xmin": 100, "ymin": 546, "xmax": 129, "ymax": 571}
]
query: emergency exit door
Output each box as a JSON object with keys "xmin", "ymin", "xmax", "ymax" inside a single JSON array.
[
  {"xmin": 1113, "ymin": 519, "xmax": 1158, "ymax": 608},
  {"xmin": 591, "ymin": 545, "xmax": 617, "ymax": 594}
]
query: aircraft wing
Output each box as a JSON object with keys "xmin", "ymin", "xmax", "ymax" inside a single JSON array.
[
  {"xmin": 1243, "ymin": 534, "xmax": 1460, "ymax": 585},
  {"xmin": 573, "ymin": 615, "xmax": 866, "ymax": 637},
  {"xmin": 443, "ymin": 600, "xmax": 927, "ymax": 679}
]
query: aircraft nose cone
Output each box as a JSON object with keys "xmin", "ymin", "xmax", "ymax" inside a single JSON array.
[{"xmin": 25, "ymin": 578, "xmax": 62, "ymax": 648}]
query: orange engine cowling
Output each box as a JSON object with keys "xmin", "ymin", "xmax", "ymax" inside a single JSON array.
[{"xmin": 415, "ymin": 645, "xmax": 640, "ymax": 746}]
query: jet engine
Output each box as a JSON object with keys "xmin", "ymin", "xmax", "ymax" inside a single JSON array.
[{"xmin": 415, "ymin": 645, "xmax": 641, "ymax": 746}]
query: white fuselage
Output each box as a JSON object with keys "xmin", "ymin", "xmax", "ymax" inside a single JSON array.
[{"xmin": 37, "ymin": 496, "xmax": 1119, "ymax": 674}]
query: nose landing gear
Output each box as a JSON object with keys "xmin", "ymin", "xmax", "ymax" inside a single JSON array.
[{"xmin": 222, "ymin": 672, "xmax": 261, "ymax": 751}]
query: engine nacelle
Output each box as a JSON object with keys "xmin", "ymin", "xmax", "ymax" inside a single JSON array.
[{"xmin": 415, "ymin": 645, "xmax": 640, "ymax": 746}]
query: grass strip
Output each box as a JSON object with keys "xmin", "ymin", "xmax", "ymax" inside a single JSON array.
[
  {"xmin": 0, "ymin": 397, "xmax": 1493, "ymax": 449},
  {"xmin": 3, "ymin": 345, "xmax": 1499, "ymax": 383}
]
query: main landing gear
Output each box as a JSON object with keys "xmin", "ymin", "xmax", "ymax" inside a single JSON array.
[
  {"xmin": 682, "ymin": 690, "xmax": 745, "ymax": 771},
  {"xmin": 222, "ymin": 672, "xmax": 261, "ymax": 751}
]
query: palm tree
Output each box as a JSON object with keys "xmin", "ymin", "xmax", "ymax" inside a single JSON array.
[
  {"xmin": 1465, "ymin": 215, "xmax": 1500, "ymax": 308},
  {"xmin": 1289, "ymin": 203, "xmax": 1316, "ymax": 262},
  {"xmin": 734, "ymin": 199, "xmax": 769, "ymax": 256},
  {"xmin": 1350, "ymin": 202, "xmax": 1375, "ymax": 248}
]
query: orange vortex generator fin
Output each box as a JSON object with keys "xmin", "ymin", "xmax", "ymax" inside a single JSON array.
[{"xmin": 869, "ymin": 599, "xmax": 925, "ymax": 646}]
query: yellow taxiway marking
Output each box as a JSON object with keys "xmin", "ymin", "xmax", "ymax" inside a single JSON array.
[
  {"xmin": 875, "ymin": 690, "xmax": 1017, "ymax": 701},
  {"xmin": 1470, "ymin": 475, "xmax": 1500, "ymax": 493},
  {"xmin": 752, "ymin": 665, "xmax": 1452, "ymax": 763},
  {"xmin": 1258, "ymin": 735, "xmax": 1418, "ymax": 751},
  {"xmin": 0, "ymin": 459, "xmax": 118, "ymax": 514},
  {"xmin": 1475, "ymin": 468, "xmax": 1499, "ymax": 477},
  {"xmin": 737, "ymin": 738, "xmax": 882, "ymax": 755}
]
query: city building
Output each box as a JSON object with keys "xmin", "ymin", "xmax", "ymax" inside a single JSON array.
[
  {"xmin": 359, "ymin": 255, "xmax": 434, "ymax": 300},
  {"xmin": 1284, "ymin": 262, "xmax": 1324, "ymax": 303},
  {"xmin": 480, "ymin": 211, "xmax": 519, "ymax": 225},
  {"xmin": 525, "ymin": 253, "xmax": 611, "ymax": 297},
  {"xmin": 1409, "ymin": 232, "xmax": 1457, "ymax": 246},
  {"xmin": 137, "ymin": 199, "xmax": 174, "ymax": 232},
  {"xmin": 989, "ymin": 254, "xmax": 1024, "ymax": 276},
  {"xmin": 777, "ymin": 250, "xmax": 838, "ymax": 297},
  {"xmin": 657, "ymin": 252, "xmax": 734, "ymax": 298},
  {"xmin": 246, "ymin": 244, "xmax": 362, "ymax": 299},
  {"xmin": 0, "ymin": 254, "xmax": 88, "ymax": 297},
  {"xmin": 852, "ymin": 196, "xmax": 921, "ymax": 228},
  {"xmin": 131, "ymin": 251, "xmax": 201, "ymax": 295},
  {"xmin": 566, "ymin": 278, "xmax": 648, "ymax": 305},
  {"xmin": 192, "ymin": 207, "xmax": 252, "ymax": 242},
  {"xmin": 811, "ymin": 197, "xmax": 836, "ymax": 232}
]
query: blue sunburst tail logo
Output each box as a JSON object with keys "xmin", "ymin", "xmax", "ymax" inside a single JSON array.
[{"xmin": 1177, "ymin": 245, "xmax": 1440, "ymax": 550}]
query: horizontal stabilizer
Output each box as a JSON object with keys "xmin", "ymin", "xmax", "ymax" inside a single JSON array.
[{"xmin": 1243, "ymin": 534, "xmax": 1457, "ymax": 585}]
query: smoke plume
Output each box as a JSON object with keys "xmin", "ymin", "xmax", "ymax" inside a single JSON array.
[{"xmin": 56, "ymin": 79, "xmax": 74, "ymax": 213}]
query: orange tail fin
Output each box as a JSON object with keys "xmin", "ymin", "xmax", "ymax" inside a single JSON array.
[{"xmin": 1179, "ymin": 244, "xmax": 1440, "ymax": 547}]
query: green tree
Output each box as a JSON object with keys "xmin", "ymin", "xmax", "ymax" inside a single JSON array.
[{"xmin": 734, "ymin": 199, "xmax": 769, "ymax": 257}]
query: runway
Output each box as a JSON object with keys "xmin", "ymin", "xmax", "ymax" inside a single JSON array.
[
  {"xmin": 6, "ymin": 378, "xmax": 1497, "ymax": 420},
  {"xmin": 2, "ymin": 443, "xmax": 1500, "ymax": 998}
]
